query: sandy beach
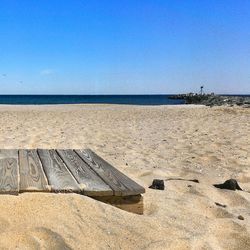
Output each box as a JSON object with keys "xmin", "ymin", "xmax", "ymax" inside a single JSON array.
[{"xmin": 0, "ymin": 104, "xmax": 249, "ymax": 249}]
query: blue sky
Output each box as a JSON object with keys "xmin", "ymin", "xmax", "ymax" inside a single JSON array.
[{"xmin": 0, "ymin": 0, "xmax": 249, "ymax": 94}]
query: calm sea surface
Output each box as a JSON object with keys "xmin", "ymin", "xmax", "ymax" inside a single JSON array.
[
  {"xmin": 0, "ymin": 95, "xmax": 248, "ymax": 105},
  {"xmin": 0, "ymin": 95, "xmax": 185, "ymax": 105}
]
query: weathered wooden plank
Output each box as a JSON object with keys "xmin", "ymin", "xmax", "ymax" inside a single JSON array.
[
  {"xmin": 0, "ymin": 149, "xmax": 19, "ymax": 194},
  {"xmin": 57, "ymin": 149, "xmax": 113, "ymax": 196},
  {"xmin": 19, "ymin": 149, "xmax": 50, "ymax": 192},
  {"xmin": 94, "ymin": 195, "xmax": 144, "ymax": 215},
  {"xmin": 76, "ymin": 149, "xmax": 144, "ymax": 196},
  {"xmin": 37, "ymin": 149, "xmax": 80, "ymax": 192},
  {"xmin": 75, "ymin": 149, "xmax": 145, "ymax": 196}
]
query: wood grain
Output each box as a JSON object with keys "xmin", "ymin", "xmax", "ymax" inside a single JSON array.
[
  {"xmin": 38, "ymin": 149, "xmax": 80, "ymax": 192},
  {"xmin": 75, "ymin": 149, "xmax": 145, "ymax": 196},
  {"xmin": 19, "ymin": 149, "xmax": 49, "ymax": 192},
  {"xmin": 57, "ymin": 149, "xmax": 113, "ymax": 196},
  {"xmin": 0, "ymin": 149, "xmax": 19, "ymax": 194}
]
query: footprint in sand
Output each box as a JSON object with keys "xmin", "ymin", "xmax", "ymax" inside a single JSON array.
[
  {"xmin": 212, "ymin": 220, "xmax": 250, "ymax": 249},
  {"xmin": 211, "ymin": 207, "xmax": 234, "ymax": 219},
  {"xmin": 0, "ymin": 217, "xmax": 10, "ymax": 233},
  {"xmin": 221, "ymin": 191, "xmax": 250, "ymax": 207},
  {"xmin": 0, "ymin": 228, "xmax": 72, "ymax": 250},
  {"xmin": 30, "ymin": 227, "xmax": 72, "ymax": 250},
  {"xmin": 144, "ymin": 202, "xmax": 159, "ymax": 216}
]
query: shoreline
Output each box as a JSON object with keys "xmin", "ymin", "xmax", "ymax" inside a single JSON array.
[{"xmin": 0, "ymin": 103, "xmax": 206, "ymax": 110}]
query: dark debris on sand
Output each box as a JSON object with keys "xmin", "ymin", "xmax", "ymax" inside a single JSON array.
[
  {"xmin": 213, "ymin": 179, "xmax": 242, "ymax": 191},
  {"xmin": 149, "ymin": 179, "xmax": 165, "ymax": 190},
  {"xmin": 215, "ymin": 202, "xmax": 227, "ymax": 208}
]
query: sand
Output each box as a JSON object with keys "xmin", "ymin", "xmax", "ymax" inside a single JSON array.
[{"xmin": 0, "ymin": 104, "xmax": 249, "ymax": 249}]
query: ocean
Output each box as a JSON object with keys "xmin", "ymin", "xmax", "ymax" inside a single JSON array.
[{"xmin": 0, "ymin": 95, "xmax": 185, "ymax": 105}]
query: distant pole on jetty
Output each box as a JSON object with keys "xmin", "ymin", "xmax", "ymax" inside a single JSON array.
[{"xmin": 200, "ymin": 85, "xmax": 204, "ymax": 95}]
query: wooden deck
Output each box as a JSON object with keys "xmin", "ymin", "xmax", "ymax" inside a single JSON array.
[{"xmin": 0, "ymin": 149, "xmax": 145, "ymax": 214}]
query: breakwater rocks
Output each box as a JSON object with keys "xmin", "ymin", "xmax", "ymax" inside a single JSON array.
[{"xmin": 169, "ymin": 94, "xmax": 250, "ymax": 107}]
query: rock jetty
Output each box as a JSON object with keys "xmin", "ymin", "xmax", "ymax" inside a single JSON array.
[{"xmin": 169, "ymin": 94, "xmax": 250, "ymax": 107}]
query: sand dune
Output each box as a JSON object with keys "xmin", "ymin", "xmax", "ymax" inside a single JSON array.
[{"xmin": 0, "ymin": 104, "xmax": 249, "ymax": 249}]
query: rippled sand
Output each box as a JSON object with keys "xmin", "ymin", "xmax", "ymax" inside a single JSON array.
[{"xmin": 0, "ymin": 104, "xmax": 249, "ymax": 249}]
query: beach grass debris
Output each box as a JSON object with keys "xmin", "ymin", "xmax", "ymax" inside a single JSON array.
[
  {"xmin": 165, "ymin": 178, "xmax": 199, "ymax": 183},
  {"xmin": 215, "ymin": 202, "xmax": 227, "ymax": 208}
]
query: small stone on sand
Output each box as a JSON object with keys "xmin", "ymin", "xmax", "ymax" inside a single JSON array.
[
  {"xmin": 149, "ymin": 179, "xmax": 165, "ymax": 190},
  {"xmin": 213, "ymin": 179, "xmax": 242, "ymax": 191},
  {"xmin": 238, "ymin": 215, "xmax": 244, "ymax": 220}
]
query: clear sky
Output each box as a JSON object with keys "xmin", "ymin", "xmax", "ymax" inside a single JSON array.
[{"xmin": 0, "ymin": 0, "xmax": 249, "ymax": 94}]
